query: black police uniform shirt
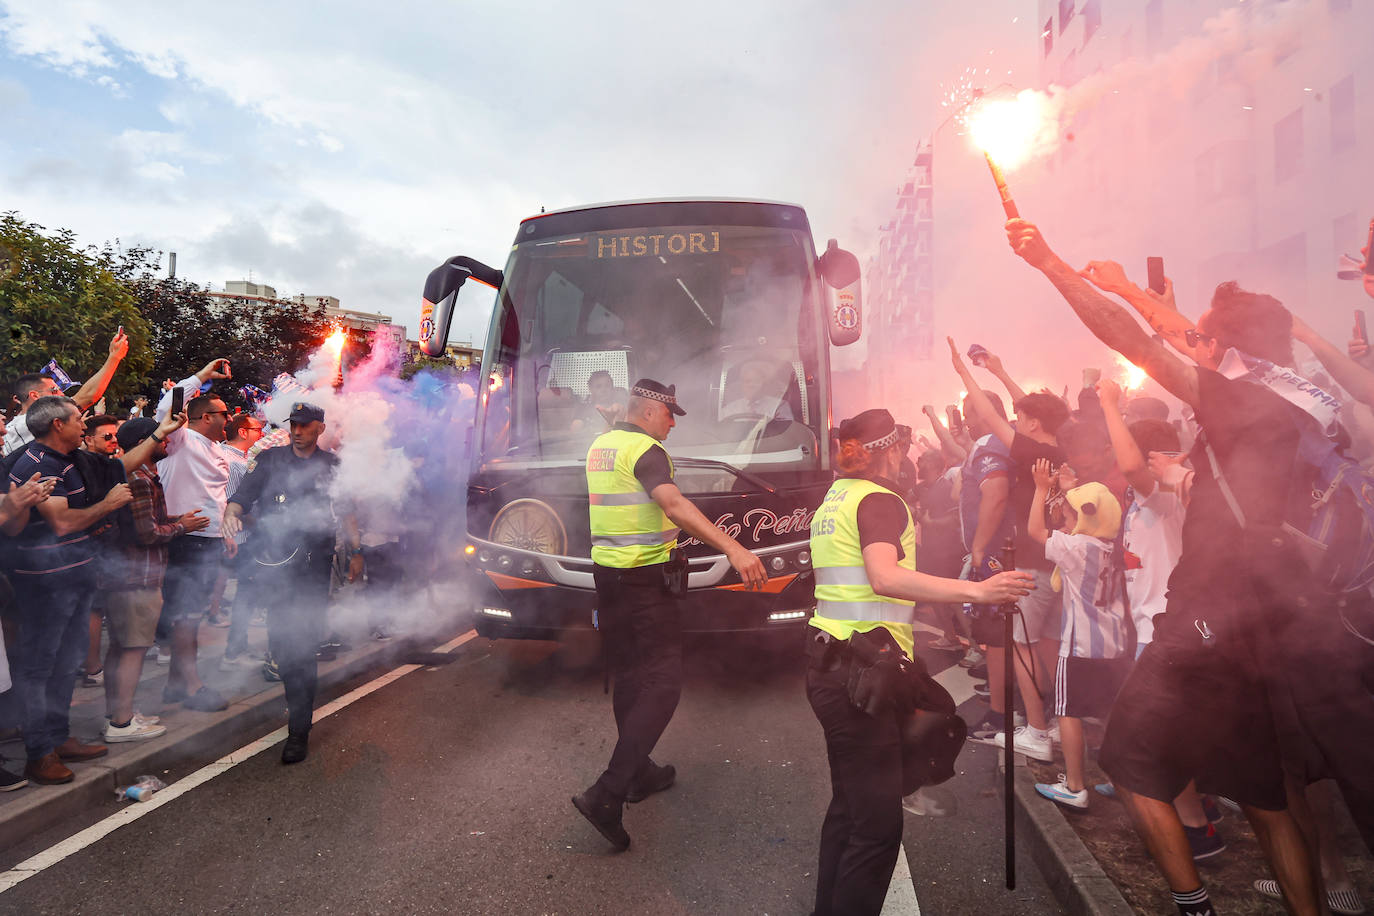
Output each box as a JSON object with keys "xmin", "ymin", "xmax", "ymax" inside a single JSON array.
[
  {"xmin": 848, "ymin": 475, "xmax": 910, "ymax": 559},
  {"xmin": 612, "ymin": 422, "xmax": 674, "ymax": 492},
  {"xmin": 229, "ymin": 445, "xmax": 339, "ymax": 561}
]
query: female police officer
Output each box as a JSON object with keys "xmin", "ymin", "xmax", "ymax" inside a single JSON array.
[{"xmin": 807, "ymin": 408, "xmax": 1033, "ymax": 916}]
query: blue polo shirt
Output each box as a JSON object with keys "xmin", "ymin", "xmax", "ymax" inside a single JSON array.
[{"xmin": 5, "ymin": 441, "xmax": 98, "ymax": 580}]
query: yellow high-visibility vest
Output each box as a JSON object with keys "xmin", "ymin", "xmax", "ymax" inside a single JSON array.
[
  {"xmin": 586, "ymin": 427, "xmax": 679, "ymax": 569},
  {"xmin": 809, "ymin": 477, "xmax": 917, "ymax": 657}
]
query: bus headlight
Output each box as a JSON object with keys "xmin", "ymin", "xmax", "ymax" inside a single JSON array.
[
  {"xmin": 489, "ymin": 498, "xmax": 567, "ymax": 555},
  {"xmin": 770, "ymin": 556, "xmax": 786, "ymax": 572}
]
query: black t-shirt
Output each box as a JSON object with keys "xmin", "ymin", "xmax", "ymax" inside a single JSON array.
[
  {"xmin": 1008, "ymin": 432, "xmax": 1064, "ymax": 571},
  {"xmin": 230, "ymin": 446, "xmax": 339, "ymax": 557},
  {"xmin": 610, "ymin": 423, "xmax": 674, "ymax": 493},
  {"xmin": 1159, "ymin": 369, "xmax": 1306, "ymax": 641},
  {"xmin": 852, "ymin": 476, "xmax": 911, "ymax": 562}
]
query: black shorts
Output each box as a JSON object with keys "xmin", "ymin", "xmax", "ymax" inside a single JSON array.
[
  {"xmin": 1054, "ymin": 655, "xmax": 1129, "ymax": 719},
  {"xmin": 1098, "ymin": 638, "xmax": 1287, "ymax": 811}
]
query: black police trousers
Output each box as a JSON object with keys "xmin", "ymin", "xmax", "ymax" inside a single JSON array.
[
  {"xmin": 258, "ymin": 549, "xmax": 332, "ymax": 736},
  {"xmin": 807, "ymin": 660, "xmax": 906, "ymax": 916},
  {"xmin": 592, "ymin": 563, "xmax": 683, "ymax": 799}
]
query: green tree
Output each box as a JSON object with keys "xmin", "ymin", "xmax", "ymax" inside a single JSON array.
[{"xmin": 0, "ymin": 212, "xmax": 153, "ymax": 405}]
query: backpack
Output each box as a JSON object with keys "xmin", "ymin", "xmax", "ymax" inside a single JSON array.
[{"xmin": 1203, "ymin": 416, "xmax": 1374, "ymax": 599}]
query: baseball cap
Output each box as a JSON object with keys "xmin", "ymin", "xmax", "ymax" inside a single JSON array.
[
  {"xmin": 116, "ymin": 417, "xmax": 160, "ymax": 452},
  {"xmin": 288, "ymin": 402, "xmax": 325, "ymax": 424}
]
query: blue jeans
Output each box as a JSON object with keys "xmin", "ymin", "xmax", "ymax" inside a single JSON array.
[{"xmin": 13, "ymin": 574, "xmax": 93, "ymax": 759}]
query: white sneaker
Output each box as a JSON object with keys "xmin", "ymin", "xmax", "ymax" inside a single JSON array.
[
  {"xmin": 958, "ymin": 647, "xmax": 985, "ymax": 669},
  {"xmin": 156, "ymin": 649, "xmax": 171, "ymax": 666},
  {"xmin": 104, "ymin": 718, "xmax": 167, "ymax": 743},
  {"xmin": 1046, "ymin": 718, "xmax": 1061, "ymax": 743},
  {"xmin": 992, "ymin": 725, "xmax": 1054, "ymax": 762},
  {"xmin": 902, "ymin": 786, "xmax": 956, "ymax": 817},
  {"xmin": 1035, "ymin": 774, "xmax": 1089, "ymax": 809}
]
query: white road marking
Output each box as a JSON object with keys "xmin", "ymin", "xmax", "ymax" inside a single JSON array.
[
  {"xmin": 934, "ymin": 661, "xmax": 980, "ymax": 708},
  {"xmin": 883, "ymin": 844, "xmax": 922, "ymax": 914},
  {"xmin": 0, "ymin": 630, "xmax": 479, "ymax": 894}
]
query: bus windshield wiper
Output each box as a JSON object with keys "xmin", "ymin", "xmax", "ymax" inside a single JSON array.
[{"xmin": 669, "ymin": 456, "xmax": 777, "ymax": 495}]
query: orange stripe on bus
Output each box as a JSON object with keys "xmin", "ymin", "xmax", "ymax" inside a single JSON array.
[
  {"xmin": 485, "ymin": 571, "xmax": 555, "ymax": 589},
  {"xmin": 717, "ymin": 574, "xmax": 797, "ymax": 594}
]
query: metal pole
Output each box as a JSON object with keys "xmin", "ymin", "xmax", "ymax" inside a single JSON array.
[{"xmin": 1000, "ymin": 534, "xmax": 1018, "ymax": 890}]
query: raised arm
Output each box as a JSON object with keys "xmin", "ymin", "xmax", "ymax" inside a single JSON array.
[
  {"xmin": 70, "ymin": 330, "xmax": 129, "ymax": 410},
  {"xmin": 1007, "ymin": 220, "xmax": 1201, "ymax": 408},
  {"xmin": 948, "ymin": 337, "xmax": 1014, "ymax": 448},
  {"xmin": 1291, "ymin": 313, "xmax": 1374, "ymax": 409},
  {"xmin": 921, "ymin": 404, "xmax": 967, "ymax": 463},
  {"xmin": 120, "ymin": 411, "xmax": 187, "ymax": 472},
  {"xmin": 980, "ymin": 349, "xmax": 1029, "ymax": 403},
  {"xmin": 1096, "ymin": 380, "xmax": 1155, "ymax": 494},
  {"xmin": 1078, "ymin": 261, "xmax": 1203, "ymax": 363},
  {"xmin": 155, "ymin": 358, "xmax": 232, "ymax": 421}
]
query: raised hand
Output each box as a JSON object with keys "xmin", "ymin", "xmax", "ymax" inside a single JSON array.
[{"xmin": 1079, "ymin": 259, "xmax": 1132, "ymax": 295}]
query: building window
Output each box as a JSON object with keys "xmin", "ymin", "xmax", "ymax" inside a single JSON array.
[
  {"xmin": 1145, "ymin": 0, "xmax": 1163, "ymax": 56},
  {"xmin": 1083, "ymin": 0, "xmax": 1101, "ymax": 46},
  {"xmin": 1331, "ymin": 74, "xmax": 1356, "ymax": 152},
  {"xmin": 1059, "ymin": 0, "xmax": 1075, "ymax": 35},
  {"xmin": 1043, "ymin": 17, "xmax": 1054, "ymax": 57},
  {"xmin": 1274, "ymin": 108, "xmax": 1303, "ymax": 182}
]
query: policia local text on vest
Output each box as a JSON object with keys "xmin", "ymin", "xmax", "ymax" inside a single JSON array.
[{"xmin": 571, "ymin": 379, "xmax": 767, "ymax": 852}]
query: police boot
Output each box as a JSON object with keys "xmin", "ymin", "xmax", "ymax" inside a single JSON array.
[
  {"xmin": 572, "ymin": 782, "xmax": 630, "ymax": 851},
  {"xmin": 625, "ymin": 759, "xmax": 676, "ymax": 803}
]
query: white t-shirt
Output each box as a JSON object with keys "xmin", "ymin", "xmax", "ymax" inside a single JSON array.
[
  {"xmin": 159, "ymin": 427, "xmax": 230, "ymax": 538},
  {"xmin": 1045, "ymin": 530, "xmax": 1129, "ymax": 660},
  {"xmin": 1121, "ymin": 485, "xmax": 1185, "ymax": 647}
]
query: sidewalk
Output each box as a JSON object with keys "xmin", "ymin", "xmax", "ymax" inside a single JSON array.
[{"xmin": 0, "ymin": 607, "xmax": 468, "ymax": 859}]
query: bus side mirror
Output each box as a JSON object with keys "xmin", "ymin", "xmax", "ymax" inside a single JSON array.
[
  {"xmin": 419, "ymin": 256, "xmax": 504, "ymax": 357},
  {"xmin": 819, "ymin": 240, "xmax": 862, "ymax": 347}
]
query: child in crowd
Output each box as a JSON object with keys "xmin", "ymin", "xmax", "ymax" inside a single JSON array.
[{"xmin": 1027, "ymin": 458, "xmax": 1130, "ymax": 809}]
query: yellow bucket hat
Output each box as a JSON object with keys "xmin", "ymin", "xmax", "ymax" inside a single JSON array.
[{"xmin": 1052, "ymin": 482, "xmax": 1123, "ymax": 591}]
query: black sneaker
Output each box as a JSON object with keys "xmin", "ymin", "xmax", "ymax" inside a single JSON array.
[
  {"xmin": 625, "ymin": 760, "xmax": 676, "ymax": 803},
  {"xmin": 972, "ymin": 681, "xmax": 990, "ymax": 697},
  {"xmin": 967, "ymin": 711, "xmax": 1006, "ymax": 745},
  {"xmin": 316, "ymin": 644, "xmax": 338, "ymax": 661},
  {"xmin": 0, "ymin": 759, "xmax": 28, "ymax": 792},
  {"xmin": 967, "ymin": 662, "xmax": 988, "ymax": 680},
  {"xmin": 281, "ymin": 732, "xmax": 309, "ymax": 765},
  {"xmin": 262, "ymin": 656, "xmax": 281, "ymax": 682},
  {"xmin": 1184, "ymin": 822, "xmax": 1226, "ymax": 861},
  {"xmin": 572, "ymin": 783, "xmax": 630, "ymax": 851},
  {"xmin": 1201, "ymin": 794, "xmax": 1225, "ymax": 825}
]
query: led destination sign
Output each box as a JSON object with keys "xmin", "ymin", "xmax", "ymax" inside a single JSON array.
[{"xmin": 593, "ymin": 230, "xmax": 722, "ymax": 259}]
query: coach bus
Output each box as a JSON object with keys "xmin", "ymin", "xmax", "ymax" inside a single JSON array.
[{"xmin": 419, "ymin": 198, "xmax": 862, "ymax": 639}]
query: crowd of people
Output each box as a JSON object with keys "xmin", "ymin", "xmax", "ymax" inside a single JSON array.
[
  {"xmin": 869, "ymin": 226, "xmax": 1374, "ymax": 916},
  {"xmin": 0, "ymin": 344, "xmax": 374, "ymax": 790}
]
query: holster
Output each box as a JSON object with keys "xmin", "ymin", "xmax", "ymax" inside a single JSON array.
[{"xmin": 662, "ymin": 547, "xmax": 688, "ymax": 596}]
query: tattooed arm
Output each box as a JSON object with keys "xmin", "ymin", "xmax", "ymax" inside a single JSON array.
[{"xmin": 1005, "ymin": 219, "xmax": 1200, "ymax": 408}]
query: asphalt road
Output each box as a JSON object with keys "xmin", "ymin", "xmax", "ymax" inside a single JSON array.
[{"xmin": 0, "ymin": 625, "xmax": 1061, "ymax": 915}]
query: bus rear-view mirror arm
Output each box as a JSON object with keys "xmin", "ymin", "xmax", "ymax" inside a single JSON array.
[{"xmin": 418, "ymin": 256, "xmax": 505, "ymax": 357}]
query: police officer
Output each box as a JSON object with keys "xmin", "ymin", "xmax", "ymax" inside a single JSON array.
[
  {"xmin": 807, "ymin": 409, "xmax": 1032, "ymax": 916},
  {"xmin": 573, "ymin": 379, "xmax": 767, "ymax": 851},
  {"xmin": 221, "ymin": 402, "xmax": 363, "ymax": 765}
]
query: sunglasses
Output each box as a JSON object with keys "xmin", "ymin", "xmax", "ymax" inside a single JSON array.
[
  {"xmin": 89, "ymin": 432, "xmax": 117, "ymax": 441},
  {"xmin": 1184, "ymin": 329, "xmax": 1215, "ymax": 348},
  {"xmin": 201, "ymin": 409, "xmax": 230, "ymax": 417}
]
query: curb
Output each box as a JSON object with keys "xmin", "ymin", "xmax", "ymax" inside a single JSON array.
[
  {"xmin": 1011, "ymin": 763, "xmax": 1135, "ymax": 915},
  {"xmin": 0, "ymin": 625, "xmax": 468, "ymax": 860}
]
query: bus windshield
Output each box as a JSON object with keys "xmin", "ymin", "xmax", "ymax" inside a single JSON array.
[{"xmin": 475, "ymin": 206, "xmax": 826, "ymax": 487}]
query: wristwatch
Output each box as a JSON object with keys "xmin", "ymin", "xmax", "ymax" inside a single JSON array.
[{"xmin": 347, "ymin": 546, "xmax": 364, "ymax": 557}]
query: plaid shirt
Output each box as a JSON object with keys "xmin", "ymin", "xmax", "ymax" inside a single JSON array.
[{"xmin": 106, "ymin": 465, "xmax": 185, "ymax": 590}]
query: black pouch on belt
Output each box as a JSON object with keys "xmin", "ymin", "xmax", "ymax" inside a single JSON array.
[
  {"xmin": 662, "ymin": 547, "xmax": 688, "ymax": 596},
  {"xmin": 845, "ymin": 629, "xmax": 923, "ymax": 717}
]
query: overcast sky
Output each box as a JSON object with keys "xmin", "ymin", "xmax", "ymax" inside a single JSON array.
[{"xmin": 0, "ymin": 0, "xmax": 1033, "ymax": 346}]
